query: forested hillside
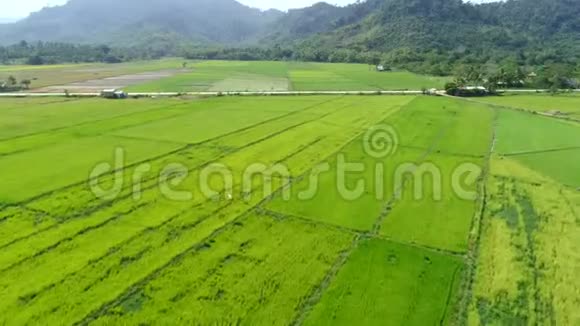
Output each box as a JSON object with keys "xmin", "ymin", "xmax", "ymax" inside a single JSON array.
[
  {"xmin": 263, "ymin": 0, "xmax": 580, "ymax": 71},
  {"xmin": 1, "ymin": 0, "xmax": 579, "ymax": 77}
]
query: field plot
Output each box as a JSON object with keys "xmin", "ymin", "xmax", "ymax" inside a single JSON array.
[
  {"xmin": 127, "ymin": 60, "xmax": 449, "ymax": 92},
  {"xmin": 476, "ymin": 94, "xmax": 580, "ymax": 119},
  {"xmin": 0, "ymin": 135, "xmax": 182, "ymax": 202},
  {"xmin": 378, "ymin": 98, "xmax": 493, "ymax": 252},
  {"xmin": 3, "ymin": 60, "xmax": 448, "ymax": 93},
  {"xmin": 267, "ymin": 147, "xmax": 422, "ymax": 231},
  {"xmin": 87, "ymin": 213, "xmax": 354, "ymax": 325},
  {"xmin": 495, "ymin": 109, "xmax": 580, "ymax": 187},
  {"xmin": 32, "ymin": 70, "xmax": 184, "ymax": 93},
  {"xmin": 0, "ymin": 97, "xmax": 75, "ymax": 110},
  {"xmin": 303, "ymin": 239, "xmax": 463, "ymax": 326},
  {"xmin": 468, "ymin": 103, "xmax": 580, "ymax": 325},
  {"xmin": 268, "ymin": 97, "xmax": 492, "ymax": 252},
  {"xmin": 0, "ymin": 58, "xmax": 186, "ymax": 90},
  {"xmin": 126, "ymin": 61, "xmax": 291, "ymax": 92},
  {"xmin": 0, "ymin": 98, "xmax": 181, "ymax": 139},
  {"xmin": 290, "ymin": 63, "xmax": 449, "ymax": 91},
  {"xmin": 469, "ymin": 158, "xmax": 580, "ymax": 326},
  {"xmin": 111, "ymin": 96, "xmax": 323, "ymax": 144},
  {"xmin": 207, "ymin": 74, "xmax": 290, "ymax": 92},
  {"xmin": 380, "ymin": 153, "xmax": 483, "ymax": 253}
]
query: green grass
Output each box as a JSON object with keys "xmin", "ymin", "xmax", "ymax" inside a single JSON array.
[{"xmin": 304, "ymin": 238, "xmax": 463, "ymax": 326}]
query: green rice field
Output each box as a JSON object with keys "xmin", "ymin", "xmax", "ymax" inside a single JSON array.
[
  {"xmin": 0, "ymin": 87, "xmax": 578, "ymax": 325},
  {"xmin": 0, "ymin": 59, "xmax": 449, "ymax": 92},
  {"xmin": 475, "ymin": 93, "xmax": 580, "ymax": 119},
  {"xmin": 0, "ymin": 58, "xmax": 188, "ymax": 89},
  {"xmin": 129, "ymin": 60, "xmax": 441, "ymax": 92}
]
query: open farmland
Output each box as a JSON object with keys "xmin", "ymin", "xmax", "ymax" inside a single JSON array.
[
  {"xmin": 2, "ymin": 60, "xmax": 448, "ymax": 93},
  {"xmin": 0, "ymin": 92, "xmax": 578, "ymax": 325},
  {"xmin": 465, "ymin": 100, "xmax": 580, "ymax": 325},
  {"xmin": 125, "ymin": 61, "xmax": 449, "ymax": 92},
  {"xmin": 0, "ymin": 59, "xmax": 188, "ymax": 91},
  {"xmin": 474, "ymin": 93, "xmax": 580, "ymax": 120}
]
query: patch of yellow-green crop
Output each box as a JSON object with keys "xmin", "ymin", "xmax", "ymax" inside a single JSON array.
[
  {"xmin": 304, "ymin": 238, "xmax": 463, "ymax": 326},
  {"xmin": 0, "ymin": 58, "xmax": 186, "ymax": 89},
  {"xmin": 52, "ymin": 213, "xmax": 352, "ymax": 325},
  {"xmin": 381, "ymin": 153, "xmax": 483, "ymax": 252},
  {"xmin": 128, "ymin": 60, "xmax": 449, "ymax": 92},
  {"xmin": 0, "ymin": 135, "xmax": 182, "ymax": 203},
  {"xmin": 469, "ymin": 157, "xmax": 580, "ymax": 325},
  {"xmin": 0, "ymin": 98, "xmax": 182, "ymax": 140}
]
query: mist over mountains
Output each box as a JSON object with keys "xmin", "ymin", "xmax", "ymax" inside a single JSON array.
[{"xmin": 0, "ymin": 0, "xmax": 283, "ymax": 46}]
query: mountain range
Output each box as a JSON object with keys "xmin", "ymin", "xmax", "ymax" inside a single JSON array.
[
  {"xmin": 0, "ymin": 0, "xmax": 579, "ymax": 56},
  {"xmin": 0, "ymin": 0, "xmax": 283, "ymax": 46}
]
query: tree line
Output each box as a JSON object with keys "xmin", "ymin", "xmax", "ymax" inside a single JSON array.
[
  {"xmin": 1, "ymin": 40, "xmax": 579, "ymax": 92},
  {"xmin": 0, "ymin": 41, "xmax": 167, "ymax": 65}
]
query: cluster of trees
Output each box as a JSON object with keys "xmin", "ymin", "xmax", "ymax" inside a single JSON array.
[
  {"xmin": 182, "ymin": 45, "xmax": 386, "ymax": 65},
  {"xmin": 0, "ymin": 41, "xmax": 160, "ymax": 65},
  {"xmin": 184, "ymin": 45, "xmax": 579, "ymax": 85},
  {"xmin": 444, "ymin": 62, "xmax": 579, "ymax": 96},
  {"xmin": 452, "ymin": 63, "xmax": 578, "ymax": 90},
  {"xmin": 0, "ymin": 75, "xmax": 31, "ymax": 92},
  {"xmin": 1, "ymin": 39, "xmax": 579, "ymax": 94}
]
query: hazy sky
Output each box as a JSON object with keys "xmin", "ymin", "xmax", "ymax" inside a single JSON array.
[{"xmin": 3, "ymin": 0, "xmax": 358, "ymax": 18}]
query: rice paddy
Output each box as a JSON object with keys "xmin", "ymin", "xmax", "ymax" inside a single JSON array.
[{"xmin": 0, "ymin": 66, "xmax": 578, "ymax": 325}]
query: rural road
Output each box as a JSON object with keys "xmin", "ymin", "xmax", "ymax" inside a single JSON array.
[
  {"xmin": 0, "ymin": 89, "xmax": 578, "ymax": 98},
  {"xmin": 0, "ymin": 90, "xmax": 425, "ymax": 97}
]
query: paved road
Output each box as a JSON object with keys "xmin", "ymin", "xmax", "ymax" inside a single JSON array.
[
  {"xmin": 0, "ymin": 90, "xmax": 425, "ymax": 97},
  {"xmin": 0, "ymin": 89, "xmax": 578, "ymax": 98}
]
